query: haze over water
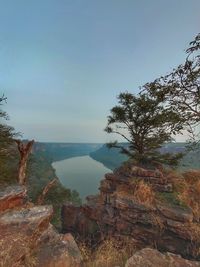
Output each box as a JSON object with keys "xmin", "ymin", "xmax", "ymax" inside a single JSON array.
[{"xmin": 52, "ymin": 155, "xmax": 111, "ymax": 200}]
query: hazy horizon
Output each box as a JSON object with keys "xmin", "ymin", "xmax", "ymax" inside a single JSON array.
[{"xmin": 1, "ymin": 0, "xmax": 200, "ymax": 142}]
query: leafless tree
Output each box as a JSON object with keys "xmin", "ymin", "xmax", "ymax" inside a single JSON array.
[{"xmin": 15, "ymin": 139, "xmax": 34, "ymax": 185}]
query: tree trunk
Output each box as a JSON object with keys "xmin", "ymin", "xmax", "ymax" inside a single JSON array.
[
  {"xmin": 37, "ymin": 178, "xmax": 57, "ymax": 205},
  {"xmin": 15, "ymin": 139, "xmax": 34, "ymax": 185}
]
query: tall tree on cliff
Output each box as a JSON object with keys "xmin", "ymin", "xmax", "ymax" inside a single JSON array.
[
  {"xmin": 105, "ymin": 92, "xmax": 184, "ymax": 167},
  {"xmin": 144, "ymin": 33, "xmax": 200, "ymax": 145}
]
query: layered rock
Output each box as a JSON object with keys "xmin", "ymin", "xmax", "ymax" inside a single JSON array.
[
  {"xmin": 125, "ymin": 248, "xmax": 200, "ymax": 267},
  {"xmin": 0, "ymin": 185, "xmax": 27, "ymax": 212},
  {"xmin": 0, "ymin": 185, "xmax": 82, "ymax": 267},
  {"xmin": 62, "ymin": 163, "xmax": 200, "ymax": 260}
]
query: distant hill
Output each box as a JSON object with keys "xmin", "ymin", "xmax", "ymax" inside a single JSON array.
[
  {"xmin": 90, "ymin": 144, "xmax": 128, "ymax": 170},
  {"xmin": 33, "ymin": 142, "xmax": 102, "ymax": 162},
  {"xmin": 90, "ymin": 143, "xmax": 200, "ymax": 170}
]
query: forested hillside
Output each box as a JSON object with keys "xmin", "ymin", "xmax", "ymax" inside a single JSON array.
[
  {"xmin": 90, "ymin": 143, "xmax": 200, "ymax": 170},
  {"xmin": 33, "ymin": 142, "xmax": 102, "ymax": 161},
  {"xmin": 0, "ymin": 144, "xmax": 81, "ymax": 227}
]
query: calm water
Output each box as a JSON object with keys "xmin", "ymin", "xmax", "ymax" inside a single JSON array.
[{"xmin": 52, "ymin": 155, "xmax": 111, "ymax": 200}]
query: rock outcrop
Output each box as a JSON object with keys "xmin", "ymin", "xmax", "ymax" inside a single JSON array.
[
  {"xmin": 0, "ymin": 185, "xmax": 82, "ymax": 267},
  {"xmin": 0, "ymin": 185, "xmax": 27, "ymax": 212},
  {"xmin": 62, "ymin": 163, "xmax": 200, "ymax": 260},
  {"xmin": 125, "ymin": 248, "xmax": 200, "ymax": 267}
]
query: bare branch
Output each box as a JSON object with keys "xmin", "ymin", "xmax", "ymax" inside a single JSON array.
[{"xmin": 37, "ymin": 178, "xmax": 57, "ymax": 205}]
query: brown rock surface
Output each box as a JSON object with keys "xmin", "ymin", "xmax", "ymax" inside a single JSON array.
[
  {"xmin": 125, "ymin": 248, "xmax": 200, "ymax": 267},
  {"xmin": 35, "ymin": 225, "xmax": 82, "ymax": 267},
  {"xmin": 0, "ymin": 186, "xmax": 82, "ymax": 267},
  {"xmin": 62, "ymin": 164, "xmax": 200, "ymax": 259},
  {"xmin": 0, "ymin": 185, "xmax": 27, "ymax": 212},
  {"xmin": 0, "ymin": 205, "xmax": 53, "ymax": 266}
]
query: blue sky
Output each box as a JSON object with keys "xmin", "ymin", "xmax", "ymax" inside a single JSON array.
[{"xmin": 0, "ymin": 0, "xmax": 199, "ymax": 142}]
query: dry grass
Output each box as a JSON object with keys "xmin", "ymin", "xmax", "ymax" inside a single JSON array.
[
  {"xmin": 116, "ymin": 179, "xmax": 156, "ymax": 208},
  {"xmin": 116, "ymin": 184, "xmax": 131, "ymax": 195},
  {"xmin": 164, "ymin": 169, "xmax": 184, "ymax": 190},
  {"xmin": 0, "ymin": 236, "xmax": 37, "ymax": 267},
  {"xmin": 182, "ymin": 170, "xmax": 200, "ymax": 183},
  {"xmin": 79, "ymin": 238, "xmax": 136, "ymax": 267},
  {"xmin": 132, "ymin": 180, "xmax": 156, "ymax": 207},
  {"xmin": 150, "ymin": 213, "xmax": 165, "ymax": 231},
  {"xmin": 177, "ymin": 170, "xmax": 200, "ymax": 222},
  {"xmin": 186, "ymin": 222, "xmax": 200, "ymax": 258}
]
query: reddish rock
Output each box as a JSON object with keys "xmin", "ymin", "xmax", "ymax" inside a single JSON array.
[
  {"xmin": 61, "ymin": 163, "xmax": 200, "ymax": 259},
  {"xmin": 157, "ymin": 204, "xmax": 193, "ymax": 223},
  {"xmin": 0, "ymin": 185, "xmax": 27, "ymax": 212},
  {"xmin": 0, "ymin": 192, "xmax": 82, "ymax": 267},
  {"xmin": 35, "ymin": 226, "xmax": 82, "ymax": 267},
  {"xmin": 62, "ymin": 202, "xmax": 99, "ymax": 239},
  {"xmin": 125, "ymin": 248, "xmax": 200, "ymax": 267},
  {"xmin": 0, "ymin": 205, "xmax": 53, "ymax": 266},
  {"xmin": 61, "ymin": 202, "xmax": 81, "ymax": 233}
]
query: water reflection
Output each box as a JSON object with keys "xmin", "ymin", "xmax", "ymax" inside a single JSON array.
[{"xmin": 52, "ymin": 155, "xmax": 111, "ymax": 200}]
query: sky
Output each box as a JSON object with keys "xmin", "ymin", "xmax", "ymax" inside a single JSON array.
[{"xmin": 0, "ymin": 0, "xmax": 199, "ymax": 143}]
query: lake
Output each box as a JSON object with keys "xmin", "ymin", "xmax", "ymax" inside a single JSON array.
[{"xmin": 52, "ymin": 155, "xmax": 111, "ymax": 200}]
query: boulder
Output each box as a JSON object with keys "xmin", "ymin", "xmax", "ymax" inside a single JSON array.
[
  {"xmin": 35, "ymin": 225, "xmax": 82, "ymax": 267},
  {"xmin": 125, "ymin": 248, "xmax": 200, "ymax": 267},
  {"xmin": 0, "ymin": 184, "xmax": 82, "ymax": 267},
  {"xmin": 0, "ymin": 205, "xmax": 53, "ymax": 266}
]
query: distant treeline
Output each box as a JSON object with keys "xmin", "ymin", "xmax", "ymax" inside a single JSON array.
[
  {"xmin": 33, "ymin": 142, "xmax": 102, "ymax": 162},
  {"xmin": 90, "ymin": 143, "xmax": 200, "ymax": 171}
]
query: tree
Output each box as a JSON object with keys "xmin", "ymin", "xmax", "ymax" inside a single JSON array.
[
  {"xmin": 105, "ymin": 92, "xmax": 184, "ymax": 167},
  {"xmin": 37, "ymin": 178, "xmax": 57, "ymax": 205},
  {"xmin": 145, "ymin": 33, "xmax": 200, "ymax": 144},
  {"xmin": 15, "ymin": 139, "xmax": 34, "ymax": 185},
  {"xmin": 0, "ymin": 95, "xmax": 17, "ymax": 164}
]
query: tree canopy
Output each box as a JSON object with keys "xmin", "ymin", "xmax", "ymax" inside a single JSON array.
[
  {"xmin": 105, "ymin": 92, "xmax": 184, "ymax": 166},
  {"xmin": 145, "ymin": 33, "xmax": 200, "ymax": 144}
]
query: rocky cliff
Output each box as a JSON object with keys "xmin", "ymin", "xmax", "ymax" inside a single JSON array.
[
  {"xmin": 62, "ymin": 162, "xmax": 200, "ymax": 261},
  {"xmin": 0, "ymin": 185, "xmax": 82, "ymax": 267},
  {"xmin": 1, "ymin": 165, "xmax": 200, "ymax": 267}
]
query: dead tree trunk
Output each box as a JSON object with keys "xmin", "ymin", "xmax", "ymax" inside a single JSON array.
[
  {"xmin": 15, "ymin": 139, "xmax": 34, "ymax": 185},
  {"xmin": 37, "ymin": 178, "xmax": 57, "ymax": 205}
]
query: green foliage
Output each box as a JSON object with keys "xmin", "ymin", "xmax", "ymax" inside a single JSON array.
[
  {"xmin": 0, "ymin": 144, "xmax": 82, "ymax": 228},
  {"xmin": 0, "ymin": 95, "xmax": 18, "ymax": 178},
  {"xmin": 91, "ymin": 143, "xmax": 200, "ymax": 171},
  {"xmin": 90, "ymin": 144, "xmax": 128, "ymax": 170},
  {"xmin": 0, "ymin": 96, "xmax": 20, "ymax": 187},
  {"xmin": 26, "ymin": 151, "xmax": 81, "ymax": 228},
  {"xmin": 145, "ymin": 33, "xmax": 200, "ymax": 145},
  {"xmin": 34, "ymin": 142, "xmax": 101, "ymax": 162},
  {"xmin": 156, "ymin": 192, "xmax": 184, "ymax": 207},
  {"xmin": 105, "ymin": 92, "xmax": 184, "ymax": 166}
]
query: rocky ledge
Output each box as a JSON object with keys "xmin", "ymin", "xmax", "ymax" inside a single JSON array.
[
  {"xmin": 62, "ymin": 163, "xmax": 200, "ymax": 260},
  {"xmin": 125, "ymin": 248, "xmax": 200, "ymax": 267},
  {"xmin": 0, "ymin": 185, "xmax": 27, "ymax": 212},
  {"xmin": 0, "ymin": 185, "xmax": 82, "ymax": 267}
]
